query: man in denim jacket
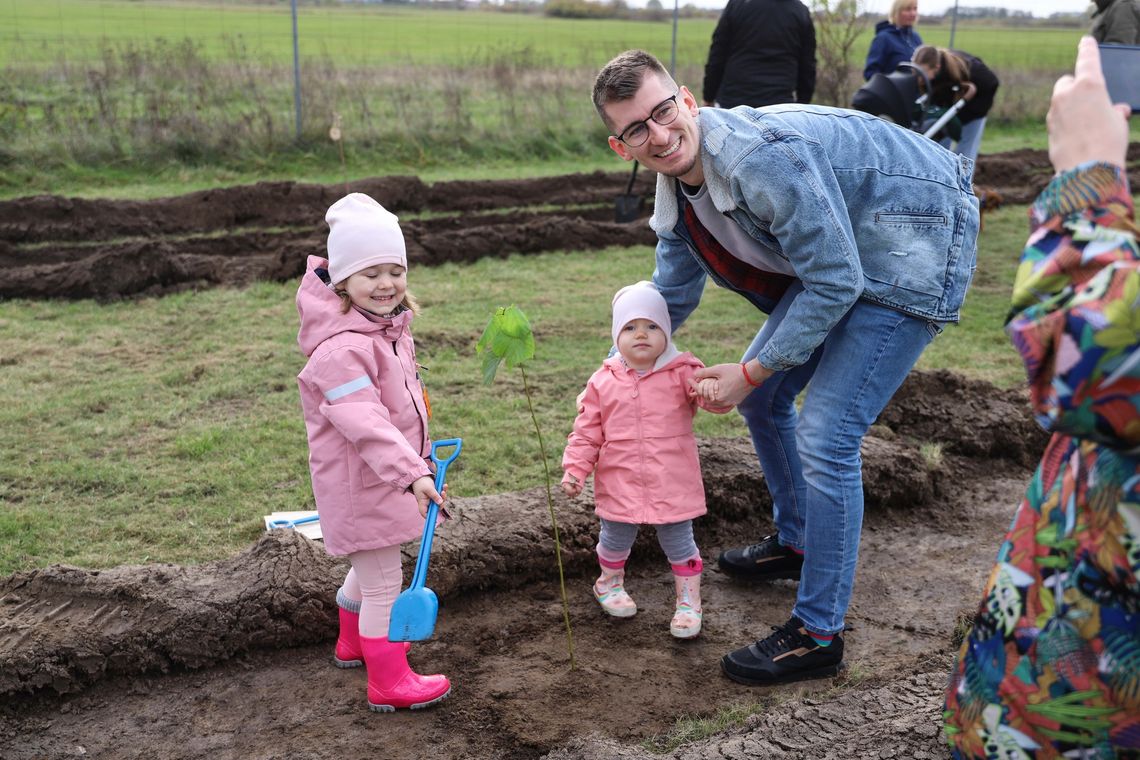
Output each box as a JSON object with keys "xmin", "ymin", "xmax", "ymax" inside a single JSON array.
[{"xmin": 592, "ymin": 49, "xmax": 979, "ymax": 685}]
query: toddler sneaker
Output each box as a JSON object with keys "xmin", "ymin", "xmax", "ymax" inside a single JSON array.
[{"xmin": 593, "ymin": 570, "xmax": 637, "ymax": 618}]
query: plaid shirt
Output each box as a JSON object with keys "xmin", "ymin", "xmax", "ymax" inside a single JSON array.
[{"xmin": 683, "ymin": 202, "xmax": 795, "ymax": 308}]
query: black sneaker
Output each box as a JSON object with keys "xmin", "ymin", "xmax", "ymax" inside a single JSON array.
[
  {"xmin": 717, "ymin": 535, "xmax": 804, "ymax": 581},
  {"xmin": 721, "ymin": 617, "xmax": 844, "ymax": 685}
]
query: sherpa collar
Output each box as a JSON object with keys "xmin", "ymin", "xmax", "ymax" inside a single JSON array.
[{"xmin": 648, "ymin": 116, "xmax": 736, "ymax": 233}]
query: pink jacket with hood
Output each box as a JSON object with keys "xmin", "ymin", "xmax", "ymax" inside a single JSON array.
[
  {"xmin": 561, "ymin": 352, "xmax": 712, "ymax": 525},
  {"xmin": 296, "ymin": 254, "xmax": 431, "ymax": 555}
]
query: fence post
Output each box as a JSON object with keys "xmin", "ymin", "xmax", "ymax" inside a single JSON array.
[
  {"xmin": 949, "ymin": 0, "xmax": 959, "ymax": 48},
  {"xmin": 291, "ymin": 0, "xmax": 302, "ymax": 141},
  {"xmin": 670, "ymin": 0, "xmax": 679, "ymax": 75}
]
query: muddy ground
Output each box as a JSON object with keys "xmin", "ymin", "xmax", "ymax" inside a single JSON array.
[
  {"xmin": 3, "ymin": 143, "xmax": 1139, "ymax": 301},
  {"xmin": 0, "ymin": 147, "xmax": 1089, "ymax": 758},
  {"xmin": 0, "ymin": 370, "xmax": 1050, "ymax": 759}
]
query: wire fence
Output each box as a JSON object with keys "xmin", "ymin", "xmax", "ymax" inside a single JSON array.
[{"xmin": 0, "ymin": 0, "xmax": 1084, "ymax": 170}]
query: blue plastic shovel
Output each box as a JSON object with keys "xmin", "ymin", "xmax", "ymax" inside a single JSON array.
[
  {"xmin": 388, "ymin": 437, "xmax": 462, "ymax": 642},
  {"xmin": 266, "ymin": 513, "xmax": 321, "ymax": 530}
]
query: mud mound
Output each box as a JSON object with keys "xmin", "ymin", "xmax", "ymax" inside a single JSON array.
[
  {"xmin": 0, "ymin": 369, "xmax": 1044, "ymax": 760},
  {"xmin": 0, "ymin": 171, "xmax": 658, "ymax": 300},
  {"xmin": 3, "ymin": 144, "xmax": 1136, "ymax": 301},
  {"xmin": 0, "ymin": 432, "xmax": 935, "ymax": 700},
  {"xmin": 0, "ymin": 532, "xmax": 343, "ymax": 697},
  {"xmin": 877, "ymin": 368, "xmax": 1047, "ymax": 468},
  {"xmin": 972, "ymin": 142, "xmax": 1140, "ymax": 206}
]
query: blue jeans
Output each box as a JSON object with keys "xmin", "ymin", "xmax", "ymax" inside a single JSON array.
[
  {"xmin": 737, "ymin": 282, "xmax": 937, "ymax": 635},
  {"xmin": 939, "ymin": 117, "xmax": 987, "ymax": 163}
]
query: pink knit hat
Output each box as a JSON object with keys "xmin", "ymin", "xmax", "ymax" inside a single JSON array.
[
  {"xmin": 611, "ymin": 281, "xmax": 672, "ymax": 344},
  {"xmin": 325, "ymin": 193, "xmax": 407, "ymax": 285}
]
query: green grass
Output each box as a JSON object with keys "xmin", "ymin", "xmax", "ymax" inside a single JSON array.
[
  {"xmin": 0, "ymin": 195, "xmax": 1065, "ymax": 576},
  {"xmin": 0, "ymin": 1, "xmax": 1086, "ymax": 70},
  {"xmin": 641, "ymin": 661, "xmax": 872, "ymax": 751},
  {"xmin": 1, "ymin": 0, "xmax": 1127, "ymax": 199},
  {"xmin": 642, "ymin": 699, "xmax": 773, "ymax": 753},
  {"xmin": 0, "ymin": 1, "xmax": 714, "ymax": 67}
]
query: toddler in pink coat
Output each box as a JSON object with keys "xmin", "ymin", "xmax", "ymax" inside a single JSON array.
[
  {"xmin": 296, "ymin": 192, "xmax": 450, "ymax": 712},
  {"xmin": 561, "ymin": 281, "xmax": 728, "ymax": 638}
]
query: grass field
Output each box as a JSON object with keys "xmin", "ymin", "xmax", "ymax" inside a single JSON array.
[
  {"xmin": 0, "ymin": 196, "xmax": 1053, "ymax": 576},
  {"xmin": 0, "ymin": 0, "xmax": 1087, "ymax": 70},
  {"xmin": 1, "ymin": 0, "xmax": 1116, "ymax": 198},
  {"xmin": 0, "ymin": 2, "xmax": 1135, "ymax": 575}
]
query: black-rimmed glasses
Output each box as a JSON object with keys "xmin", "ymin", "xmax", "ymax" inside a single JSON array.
[{"xmin": 615, "ymin": 93, "xmax": 680, "ymax": 147}]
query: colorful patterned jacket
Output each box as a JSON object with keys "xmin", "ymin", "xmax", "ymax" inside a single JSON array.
[{"xmin": 943, "ymin": 163, "xmax": 1140, "ymax": 758}]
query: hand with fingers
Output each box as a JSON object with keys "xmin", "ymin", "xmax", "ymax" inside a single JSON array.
[
  {"xmin": 1047, "ymin": 36, "xmax": 1131, "ymax": 174},
  {"xmin": 690, "ymin": 359, "xmax": 774, "ymax": 408},
  {"xmin": 561, "ymin": 474, "xmax": 584, "ymax": 499},
  {"xmin": 411, "ymin": 476, "xmax": 447, "ymax": 518}
]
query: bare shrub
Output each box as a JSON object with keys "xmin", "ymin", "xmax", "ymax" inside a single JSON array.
[
  {"xmin": 812, "ymin": 0, "xmax": 868, "ymax": 108},
  {"xmin": 988, "ymin": 66, "xmax": 1063, "ymax": 123}
]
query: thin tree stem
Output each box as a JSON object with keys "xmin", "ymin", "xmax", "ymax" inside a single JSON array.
[{"xmin": 520, "ymin": 365, "xmax": 576, "ymax": 670}]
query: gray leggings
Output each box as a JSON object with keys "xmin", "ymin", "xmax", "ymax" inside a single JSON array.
[{"xmin": 598, "ymin": 518, "xmax": 699, "ymax": 565}]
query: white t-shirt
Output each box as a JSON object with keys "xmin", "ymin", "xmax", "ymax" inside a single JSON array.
[{"xmin": 680, "ymin": 183, "xmax": 796, "ymax": 277}]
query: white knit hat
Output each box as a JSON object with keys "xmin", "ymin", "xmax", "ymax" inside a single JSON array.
[
  {"xmin": 325, "ymin": 193, "xmax": 407, "ymax": 285},
  {"xmin": 611, "ymin": 281, "xmax": 672, "ymax": 344}
]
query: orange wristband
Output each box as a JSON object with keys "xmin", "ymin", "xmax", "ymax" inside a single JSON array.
[{"xmin": 741, "ymin": 361, "xmax": 763, "ymax": 388}]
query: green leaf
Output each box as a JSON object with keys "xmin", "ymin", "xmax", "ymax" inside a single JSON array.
[
  {"xmin": 475, "ymin": 305, "xmax": 536, "ymax": 379},
  {"xmin": 480, "ymin": 351, "xmax": 503, "ymax": 386}
]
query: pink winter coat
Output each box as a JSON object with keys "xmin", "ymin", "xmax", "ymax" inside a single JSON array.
[
  {"xmin": 561, "ymin": 353, "xmax": 718, "ymax": 525},
  {"xmin": 296, "ymin": 255, "xmax": 432, "ymax": 556}
]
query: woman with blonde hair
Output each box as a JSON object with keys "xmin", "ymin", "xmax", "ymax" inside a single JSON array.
[
  {"xmin": 912, "ymin": 45, "xmax": 999, "ymax": 162},
  {"xmin": 863, "ymin": 0, "xmax": 922, "ymax": 80}
]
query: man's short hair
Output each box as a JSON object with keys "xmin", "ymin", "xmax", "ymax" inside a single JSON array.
[{"xmin": 592, "ymin": 49, "xmax": 677, "ymax": 133}]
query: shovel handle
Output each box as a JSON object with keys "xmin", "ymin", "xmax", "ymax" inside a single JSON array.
[
  {"xmin": 267, "ymin": 513, "xmax": 320, "ymax": 530},
  {"xmin": 407, "ymin": 438, "xmax": 463, "ymax": 590}
]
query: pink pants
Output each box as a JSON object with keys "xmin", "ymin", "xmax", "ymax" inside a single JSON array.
[{"xmin": 340, "ymin": 545, "xmax": 403, "ymax": 638}]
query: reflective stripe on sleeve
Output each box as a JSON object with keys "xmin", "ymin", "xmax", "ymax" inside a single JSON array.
[{"xmin": 323, "ymin": 375, "xmax": 372, "ymax": 401}]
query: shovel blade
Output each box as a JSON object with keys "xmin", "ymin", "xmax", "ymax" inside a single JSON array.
[
  {"xmin": 614, "ymin": 194, "xmax": 644, "ymax": 224},
  {"xmin": 388, "ymin": 587, "xmax": 439, "ymax": 642}
]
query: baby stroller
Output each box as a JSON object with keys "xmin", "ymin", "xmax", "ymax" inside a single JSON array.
[{"xmin": 851, "ymin": 62, "xmax": 969, "ymax": 143}]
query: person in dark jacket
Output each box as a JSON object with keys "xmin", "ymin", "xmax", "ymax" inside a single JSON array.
[
  {"xmin": 863, "ymin": 0, "xmax": 922, "ymax": 80},
  {"xmin": 912, "ymin": 45, "xmax": 999, "ymax": 162},
  {"xmin": 702, "ymin": 0, "xmax": 816, "ymax": 108},
  {"xmin": 1091, "ymin": 0, "xmax": 1140, "ymax": 44}
]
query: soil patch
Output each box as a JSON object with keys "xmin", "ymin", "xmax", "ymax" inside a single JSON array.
[
  {"xmin": 0, "ymin": 370, "xmax": 1041, "ymax": 759},
  {"xmin": 3, "ymin": 143, "xmax": 1138, "ymax": 301}
]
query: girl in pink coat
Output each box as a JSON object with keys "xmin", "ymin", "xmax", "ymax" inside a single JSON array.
[
  {"xmin": 561, "ymin": 282, "xmax": 728, "ymax": 639},
  {"xmin": 296, "ymin": 193, "xmax": 450, "ymax": 712}
]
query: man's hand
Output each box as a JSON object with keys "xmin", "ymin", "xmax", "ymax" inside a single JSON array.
[
  {"xmin": 411, "ymin": 475, "xmax": 446, "ymax": 519},
  {"xmin": 690, "ymin": 359, "xmax": 774, "ymax": 407},
  {"xmin": 1047, "ymin": 36, "xmax": 1130, "ymax": 174}
]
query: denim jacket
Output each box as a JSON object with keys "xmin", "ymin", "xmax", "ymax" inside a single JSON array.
[{"xmin": 650, "ymin": 104, "xmax": 979, "ymax": 372}]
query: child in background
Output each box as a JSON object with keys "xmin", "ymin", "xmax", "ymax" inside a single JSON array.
[
  {"xmin": 296, "ymin": 192, "xmax": 449, "ymax": 712},
  {"xmin": 561, "ymin": 281, "xmax": 728, "ymax": 639}
]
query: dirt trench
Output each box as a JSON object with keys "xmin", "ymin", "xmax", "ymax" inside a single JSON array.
[
  {"xmin": 3, "ymin": 143, "xmax": 1139, "ymax": 302},
  {"xmin": 0, "ymin": 370, "xmax": 1047, "ymax": 759}
]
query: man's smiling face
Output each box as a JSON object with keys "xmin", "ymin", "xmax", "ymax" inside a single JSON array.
[{"xmin": 604, "ymin": 74, "xmax": 703, "ymax": 186}]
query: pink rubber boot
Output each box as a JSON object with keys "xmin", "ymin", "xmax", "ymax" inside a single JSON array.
[
  {"xmin": 333, "ymin": 601, "xmax": 408, "ymax": 668},
  {"xmin": 360, "ymin": 635, "xmax": 451, "ymax": 712},
  {"xmin": 334, "ymin": 606, "xmax": 364, "ymax": 668}
]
